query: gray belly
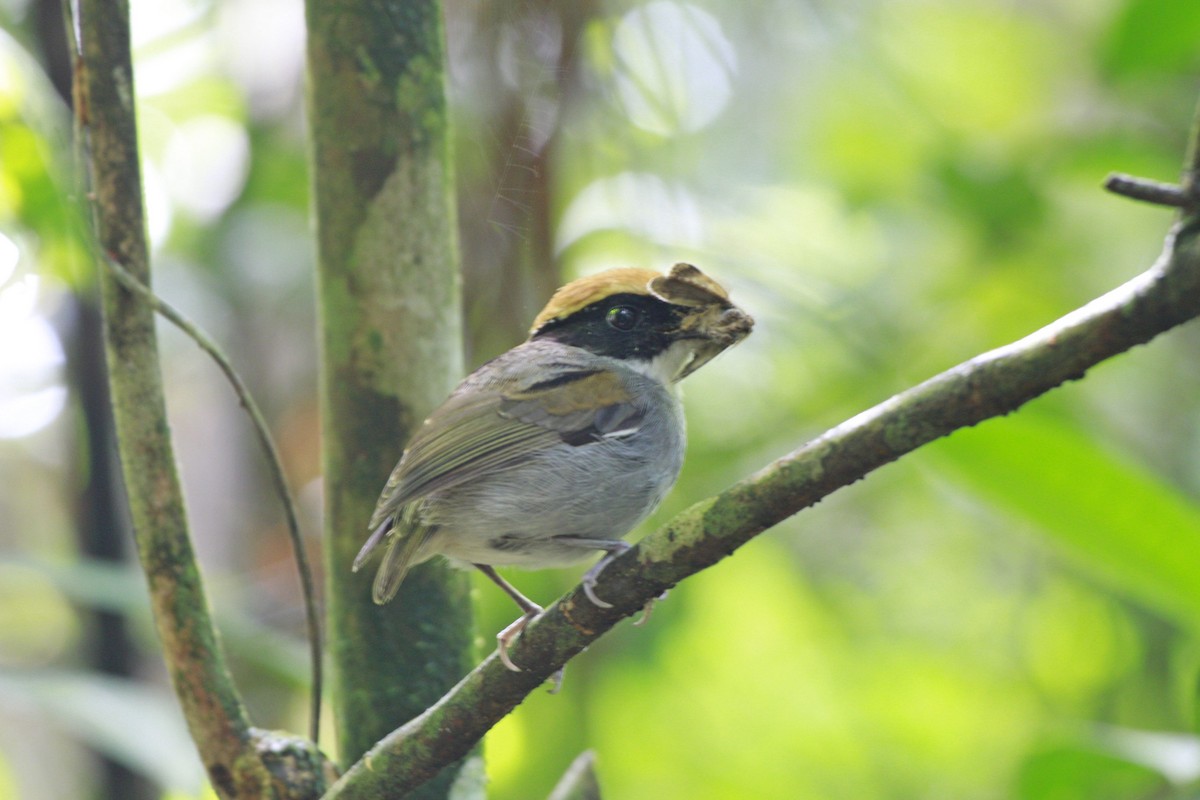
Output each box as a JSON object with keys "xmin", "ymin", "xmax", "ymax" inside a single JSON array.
[{"xmin": 422, "ymin": 403, "xmax": 685, "ymax": 568}]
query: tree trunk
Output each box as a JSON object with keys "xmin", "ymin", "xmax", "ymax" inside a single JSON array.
[{"xmin": 305, "ymin": 1, "xmax": 477, "ymax": 795}]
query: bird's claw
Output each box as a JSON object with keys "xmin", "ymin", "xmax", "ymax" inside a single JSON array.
[
  {"xmin": 496, "ymin": 607, "xmax": 541, "ymax": 672},
  {"xmin": 579, "ymin": 542, "xmax": 631, "ymax": 609},
  {"xmin": 496, "ymin": 608, "xmax": 567, "ymax": 692},
  {"xmin": 582, "ymin": 575, "xmax": 613, "ymax": 609}
]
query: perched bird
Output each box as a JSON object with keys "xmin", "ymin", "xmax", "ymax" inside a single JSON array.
[{"xmin": 353, "ymin": 263, "xmax": 753, "ymax": 670}]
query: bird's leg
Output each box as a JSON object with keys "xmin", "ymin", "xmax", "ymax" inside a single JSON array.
[
  {"xmin": 474, "ymin": 563, "xmax": 542, "ymax": 672},
  {"xmin": 552, "ymin": 537, "xmax": 631, "ymax": 609}
]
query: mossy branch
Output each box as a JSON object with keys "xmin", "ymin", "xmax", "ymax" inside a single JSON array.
[
  {"xmin": 67, "ymin": 2, "xmax": 331, "ymax": 797},
  {"xmin": 68, "ymin": 1, "xmax": 271, "ymax": 796},
  {"xmin": 323, "ymin": 131, "xmax": 1200, "ymax": 800},
  {"xmin": 304, "ymin": 0, "xmax": 475, "ymax": 793}
]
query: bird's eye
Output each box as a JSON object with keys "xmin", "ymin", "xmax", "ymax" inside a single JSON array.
[{"xmin": 606, "ymin": 305, "xmax": 640, "ymax": 331}]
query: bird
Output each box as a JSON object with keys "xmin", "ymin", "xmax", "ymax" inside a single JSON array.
[{"xmin": 353, "ymin": 262, "xmax": 753, "ymax": 670}]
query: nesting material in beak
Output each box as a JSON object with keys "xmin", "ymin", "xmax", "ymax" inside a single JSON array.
[{"xmin": 652, "ymin": 263, "xmax": 754, "ymax": 380}]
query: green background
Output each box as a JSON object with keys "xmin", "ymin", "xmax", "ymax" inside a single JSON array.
[{"xmin": 2, "ymin": 0, "xmax": 1200, "ymax": 797}]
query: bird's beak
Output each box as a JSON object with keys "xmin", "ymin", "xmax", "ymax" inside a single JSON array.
[{"xmin": 651, "ymin": 263, "xmax": 754, "ymax": 380}]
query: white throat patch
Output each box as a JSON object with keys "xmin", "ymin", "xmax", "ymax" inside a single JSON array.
[{"xmin": 626, "ymin": 340, "xmax": 697, "ymax": 385}]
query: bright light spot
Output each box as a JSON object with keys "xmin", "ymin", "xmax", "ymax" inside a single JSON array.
[
  {"xmin": 141, "ymin": 161, "xmax": 174, "ymax": 250},
  {"xmin": 1095, "ymin": 726, "xmax": 1200, "ymax": 784},
  {"xmin": 612, "ymin": 2, "xmax": 737, "ymax": 136},
  {"xmin": 555, "ymin": 171, "xmax": 705, "ymax": 253},
  {"xmin": 0, "ymin": 45, "xmax": 23, "ymax": 118},
  {"xmin": 130, "ymin": 0, "xmax": 205, "ymax": 47},
  {"xmin": 1, "ymin": 264, "xmax": 36, "ymax": 315},
  {"xmin": 0, "ymin": 272, "xmax": 66, "ymax": 439},
  {"xmin": 218, "ymin": 0, "xmax": 306, "ymax": 117},
  {"xmin": 163, "ymin": 115, "xmax": 250, "ymax": 221},
  {"xmin": 0, "ymin": 231, "xmax": 17, "ymax": 285},
  {"xmin": 130, "ymin": 0, "xmax": 211, "ymax": 96},
  {"xmin": 0, "ymin": 385, "xmax": 67, "ymax": 439}
]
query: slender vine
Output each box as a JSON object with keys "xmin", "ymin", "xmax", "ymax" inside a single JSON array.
[{"xmin": 103, "ymin": 254, "xmax": 323, "ymax": 745}]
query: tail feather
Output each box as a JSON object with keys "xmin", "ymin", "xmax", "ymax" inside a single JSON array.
[
  {"xmin": 370, "ymin": 522, "xmax": 434, "ymax": 604},
  {"xmin": 353, "ymin": 518, "xmax": 392, "ymax": 573}
]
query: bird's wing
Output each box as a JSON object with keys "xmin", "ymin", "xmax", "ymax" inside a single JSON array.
[
  {"xmin": 364, "ymin": 361, "xmax": 643, "ymax": 533},
  {"xmin": 499, "ymin": 366, "xmax": 645, "ymax": 444}
]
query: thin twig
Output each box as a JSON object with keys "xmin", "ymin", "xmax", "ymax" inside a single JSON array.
[
  {"xmin": 547, "ymin": 750, "xmax": 602, "ymax": 800},
  {"xmin": 104, "ymin": 253, "xmax": 323, "ymax": 745},
  {"xmin": 1104, "ymin": 172, "xmax": 1191, "ymax": 207}
]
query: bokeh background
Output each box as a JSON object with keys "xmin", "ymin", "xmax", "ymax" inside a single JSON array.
[{"xmin": 3, "ymin": 0, "xmax": 1200, "ymax": 798}]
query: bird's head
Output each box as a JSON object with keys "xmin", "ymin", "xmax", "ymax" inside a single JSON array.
[{"xmin": 529, "ymin": 263, "xmax": 754, "ymax": 384}]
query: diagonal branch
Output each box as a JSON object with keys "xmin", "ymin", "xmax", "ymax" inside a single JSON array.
[
  {"xmin": 324, "ymin": 195, "xmax": 1200, "ymax": 798},
  {"xmin": 1105, "ymin": 172, "xmax": 1191, "ymax": 208}
]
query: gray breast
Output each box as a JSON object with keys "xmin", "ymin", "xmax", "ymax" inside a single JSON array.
[{"xmin": 426, "ymin": 373, "xmax": 685, "ymax": 568}]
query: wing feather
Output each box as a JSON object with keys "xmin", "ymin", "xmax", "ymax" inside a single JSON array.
[{"xmin": 366, "ymin": 357, "xmax": 643, "ymax": 532}]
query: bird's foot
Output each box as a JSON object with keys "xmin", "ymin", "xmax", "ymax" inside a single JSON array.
[
  {"xmin": 496, "ymin": 606, "xmax": 542, "ymax": 672},
  {"xmin": 580, "ymin": 541, "xmax": 632, "ymax": 608},
  {"xmin": 496, "ymin": 606, "xmax": 565, "ymax": 692}
]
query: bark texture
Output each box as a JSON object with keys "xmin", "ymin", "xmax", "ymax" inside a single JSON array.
[{"xmin": 305, "ymin": 1, "xmax": 476, "ymax": 795}]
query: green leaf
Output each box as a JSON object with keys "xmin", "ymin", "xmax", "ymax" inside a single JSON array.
[
  {"xmin": 930, "ymin": 410, "xmax": 1200, "ymax": 629},
  {"xmin": 1016, "ymin": 737, "xmax": 1163, "ymax": 799},
  {"xmin": 0, "ymin": 670, "xmax": 206, "ymax": 792},
  {"xmin": 1101, "ymin": 0, "xmax": 1200, "ymax": 78},
  {"xmin": 4, "ymin": 557, "xmax": 311, "ymax": 686}
]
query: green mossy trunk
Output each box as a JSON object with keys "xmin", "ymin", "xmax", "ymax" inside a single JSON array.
[
  {"xmin": 75, "ymin": 2, "xmax": 279, "ymax": 797},
  {"xmin": 305, "ymin": 1, "xmax": 476, "ymax": 795}
]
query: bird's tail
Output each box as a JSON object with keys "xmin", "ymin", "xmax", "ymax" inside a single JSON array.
[
  {"xmin": 352, "ymin": 518, "xmax": 392, "ymax": 573},
  {"xmin": 354, "ymin": 510, "xmax": 435, "ymax": 604}
]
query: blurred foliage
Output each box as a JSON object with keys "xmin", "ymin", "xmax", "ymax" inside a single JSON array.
[{"xmin": 2, "ymin": 0, "xmax": 1200, "ymax": 798}]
